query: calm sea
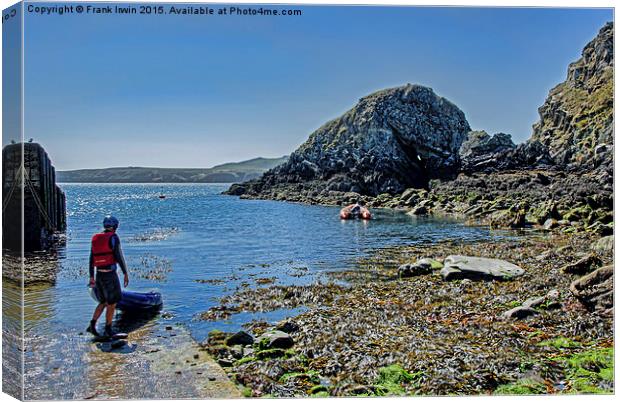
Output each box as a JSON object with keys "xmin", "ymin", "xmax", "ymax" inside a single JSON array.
[{"xmin": 23, "ymin": 183, "xmax": 508, "ymax": 341}]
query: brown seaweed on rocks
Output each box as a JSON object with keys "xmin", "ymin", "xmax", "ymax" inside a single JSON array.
[{"xmin": 203, "ymin": 233, "xmax": 613, "ymax": 396}]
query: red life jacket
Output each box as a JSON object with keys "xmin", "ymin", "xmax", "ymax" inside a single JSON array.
[{"xmin": 91, "ymin": 231, "xmax": 117, "ymax": 267}]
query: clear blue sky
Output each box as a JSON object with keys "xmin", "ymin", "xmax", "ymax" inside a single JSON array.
[{"xmin": 14, "ymin": 4, "xmax": 614, "ymax": 170}]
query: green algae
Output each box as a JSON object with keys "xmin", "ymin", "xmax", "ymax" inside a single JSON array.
[
  {"xmin": 538, "ymin": 337, "xmax": 583, "ymax": 349},
  {"xmin": 279, "ymin": 370, "xmax": 320, "ymax": 384},
  {"xmin": 497, "ymin": 346, "xmax": 613, "ymax": 395},
  {"xmin": 494, "ymin": 379, "xmax": 546, "ymax": 395},
  {"xmin": 234, "ymin": 356, "xmax": 257, "ymax": 366},
  {"xmin": 374, "ymin": 364, "xmax": 422, "ymax": 396},
  {"xmin": 557, "ymin": 347, "xmax": 614, "ymax": 394},
  {"xmin": 256, "ymin": 348, "xmax": 286, "ymax": 360}
]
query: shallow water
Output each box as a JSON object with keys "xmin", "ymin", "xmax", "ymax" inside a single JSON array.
[{"xmin": 18, "ymin": 183, "xmax": 513, "ymax": 398}]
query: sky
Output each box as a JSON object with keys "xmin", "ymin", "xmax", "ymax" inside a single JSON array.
[{"xmin": 6, "ymin": 4, "xmax": 614, "ymax": 170}]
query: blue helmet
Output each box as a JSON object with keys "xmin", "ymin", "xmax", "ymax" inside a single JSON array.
[{"xmin": 103, "ymin": 215, "xmax": 119, "ymax": 229}]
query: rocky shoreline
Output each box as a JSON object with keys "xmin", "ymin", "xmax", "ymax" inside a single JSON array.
[
  {"xmin": 226, "ymin": 23, "xmax": 613, "ymax": 237},
  {"xmin": 212, "ymin": 22, "xmax": 615, "ymax": 396},
  {"xmin": 200, "ymin": 231, "xmax": 613, "ymax": 396},
  {"xmin": 228, "ymin": 169, "xmax": 612, "ymax": 236}
]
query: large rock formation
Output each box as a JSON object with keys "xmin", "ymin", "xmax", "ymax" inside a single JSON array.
[
  {"xmin": 228, "ymin": 84, "xmax": 470, "ymax": 197},
  {"xmin": 454, "ymin": 22, "xmax": 613, "ymax": 176},
  {"xmin": 458, "ymin": 131, "xmax": 516, "ymax": 173},
  {"xmin": 458, "ymin": 131, "xmax": 554, "ymax": 174},
  {"xmin": 227, "ymin": 22, "xmax": 613, "ymax": 215},
  {"xmin": 531, "ymin": 22, "xmax": 614, "ymax": 170}
]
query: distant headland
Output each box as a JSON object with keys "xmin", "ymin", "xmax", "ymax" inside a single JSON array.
[{"xmin": 57, "ymin": 156, "xmax": 288, "ymax": 183}]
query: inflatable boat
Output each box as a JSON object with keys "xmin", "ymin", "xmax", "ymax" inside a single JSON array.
[
  {"xmin": 88, "ymin": 287, "xmax": 163, "ymax": 312},
  {"xmin": 340, "ymin": 204, "xmax": 372, "ymax": 220}
]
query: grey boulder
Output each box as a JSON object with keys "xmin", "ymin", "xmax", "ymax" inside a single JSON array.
[
  {"xmin": 258, "ymin": 330, "xmax": 294, "ymax": 349},
  {"xmin": 522, "ymin": 289, "xmax": 561, "ymax": 310},
  {"xmin": 226, "ymin": 330, "xmax": 255, "ymax": 346},
  {"xmin": 440, "ymin": 255, "xmax": 525, "ymax": 281},
  {"xmin": 569, "ymin": 265, "xmax": 613, "ymax": 316},
  {"xmin": 501, "ymin": 306, "xmax": 539, "ymax": 320},
  {"xmin": 591, "ymin": 235, "xmax": 614, "ymax": 252},
  {"xmin": 398, "ymin": 263, "xmax": 431, "ymax": 278}
]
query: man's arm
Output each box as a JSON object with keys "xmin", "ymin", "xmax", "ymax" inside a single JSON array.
[
  {"xmin": 89, "ymin": 251, "xmax": 95, "ymax": 285},
  {"xmin": 111, "ymin": 235, "xmax": 128, "ymax": 275}
]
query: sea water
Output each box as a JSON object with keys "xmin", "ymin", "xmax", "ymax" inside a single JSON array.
[
  {"xmin": 13, "ymin": 183, "xmax": 516, "ymax": 398},
  {"xmin": 22, "ymin": 183, "xmax": 513, "ymax": 339}
]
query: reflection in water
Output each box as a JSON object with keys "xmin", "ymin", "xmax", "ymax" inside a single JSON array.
[
  {"xmin": 23, "ymin": 283, "xmax": 55, "ymax": 330},
  {"xmin": 2, "ymin": 279, "xmax": 23, "ymax": 400},
  {"xmin": 5, "ymin": 249, "xmax": 64, "ymax": 284}
]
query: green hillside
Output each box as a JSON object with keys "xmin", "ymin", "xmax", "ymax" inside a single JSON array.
[{"xmin": 57, "ymin": 156, "xmax": 288, "ymax": 183}]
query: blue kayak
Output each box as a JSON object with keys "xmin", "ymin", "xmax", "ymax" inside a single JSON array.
[{"xmin": 88, "ymin": 287, "xmax": 163, "ymax": 312}]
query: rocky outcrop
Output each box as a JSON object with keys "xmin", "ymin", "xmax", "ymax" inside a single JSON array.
[
  {"xmin": 561, "ymin": 253, "xmax": 602, "ymax": 275},
  {"xmin": 459, "ymin": 136, "xmax": 555, "ymax": 174},
  {"xmin": 227, "ymin": 84, "xmax": 471, "ymax": 197},
  {"xmin": 531, "ymin": 22, "xmax": 613, "ymax": 170},
  {"xmin": 570, "ymin": 265, "xmax": 613, "ymax": 316},
  {"xmin": 456, "ymin": 22, "xmax": 613, "ymax": 175},
  {"xmin": 226, "ymin": 22, "xmax": 613, "ymax": 237},
  {"xmin": 458, "ymin": 131, "xmax": 516, "ymax": 172}
]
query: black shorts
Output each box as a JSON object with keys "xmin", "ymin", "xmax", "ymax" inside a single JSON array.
[{"xmin": 95, "ymin": 271, "xmax": 122, "ymax": 305}]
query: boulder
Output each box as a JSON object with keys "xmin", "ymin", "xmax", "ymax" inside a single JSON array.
[
  {"xmin": 561, "ymin": 253, "xmax": 602, "ymax": 275},
  {"xmin": 407, "ymin": 205, "xmax": 428, "ymax": 216},
  {"xmin": 530, "ymin": 201, "xmax": 562, "ymax": 225},
  {"xmin": 230, "ymin": 344, "xmax": 244, "ymax": 359},
  {"xmin": 399, "ymin": 258, "xmax": 443, "ymax": 278},
  {"xmin": 257, "ymin": 330, "xmax": 294, "ymax": 349},
  {"xmin": 501, "ymin": 306, "xmax": 539, "ymax": 320},
  {"xmin": 488, "ymin": 202, "xmax": 528, "ymax": 229},
  {"xmin": 226, "ymin": 330, "xmax": 255, "ymax": 346},
  {"xmin": 543, "ymin": 218, "xmax": 559, "ymax": 230},
  {"xmin": 522, "ymin": 296, "xmax": 546, "ymax": 309},
  {"xmin": 398, "ymin": 263, "xmax": 431, "ymax": 278},
  {"xmin": 276, "ymin": 321, "xmax": 300, "ymax": 334},
  {"xmin": 440, "ymin": 255, "xmax": 525, "ymax": 281},
  {"xmin": 217, "ymin": 358, "xmax": 234, "ymax": 367},
  {"xmin": 459, "ymin": 130, "xmax": 516, "ymax": 173},
  {"xmin": 591, "ymin": 235, "xmax": 614, "ymax": 252},
  {"xmin": 400, "ymin": 188, "xmax": 417, "ymax": 201},
  {"xmin": 522, "ymin": 289, "xmax": 561, "ymax": 310},
  {"xmin": 417, "ymin": 258, "xmax": 443, "ymax": 270},
  {"xmin": 585, "ymin": 221, "xmax": 613, "ymax": 236},
  {"xmin": 569, "ymin": 265, "xmax": 613, "ymax": 316}
]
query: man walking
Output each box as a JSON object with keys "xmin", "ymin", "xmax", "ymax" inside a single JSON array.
[{"xmin": 86, "ymin": 215, "xmax": 129, "ymax": 338}]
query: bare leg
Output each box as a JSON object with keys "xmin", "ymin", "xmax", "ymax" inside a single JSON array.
[
  {"xmin": 91, "ymin": 303, "xmax": 105, "ymax": 322},
  {"xmin": 105, "ymin": 303, "xmax": 116, "ymax": 326}
]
